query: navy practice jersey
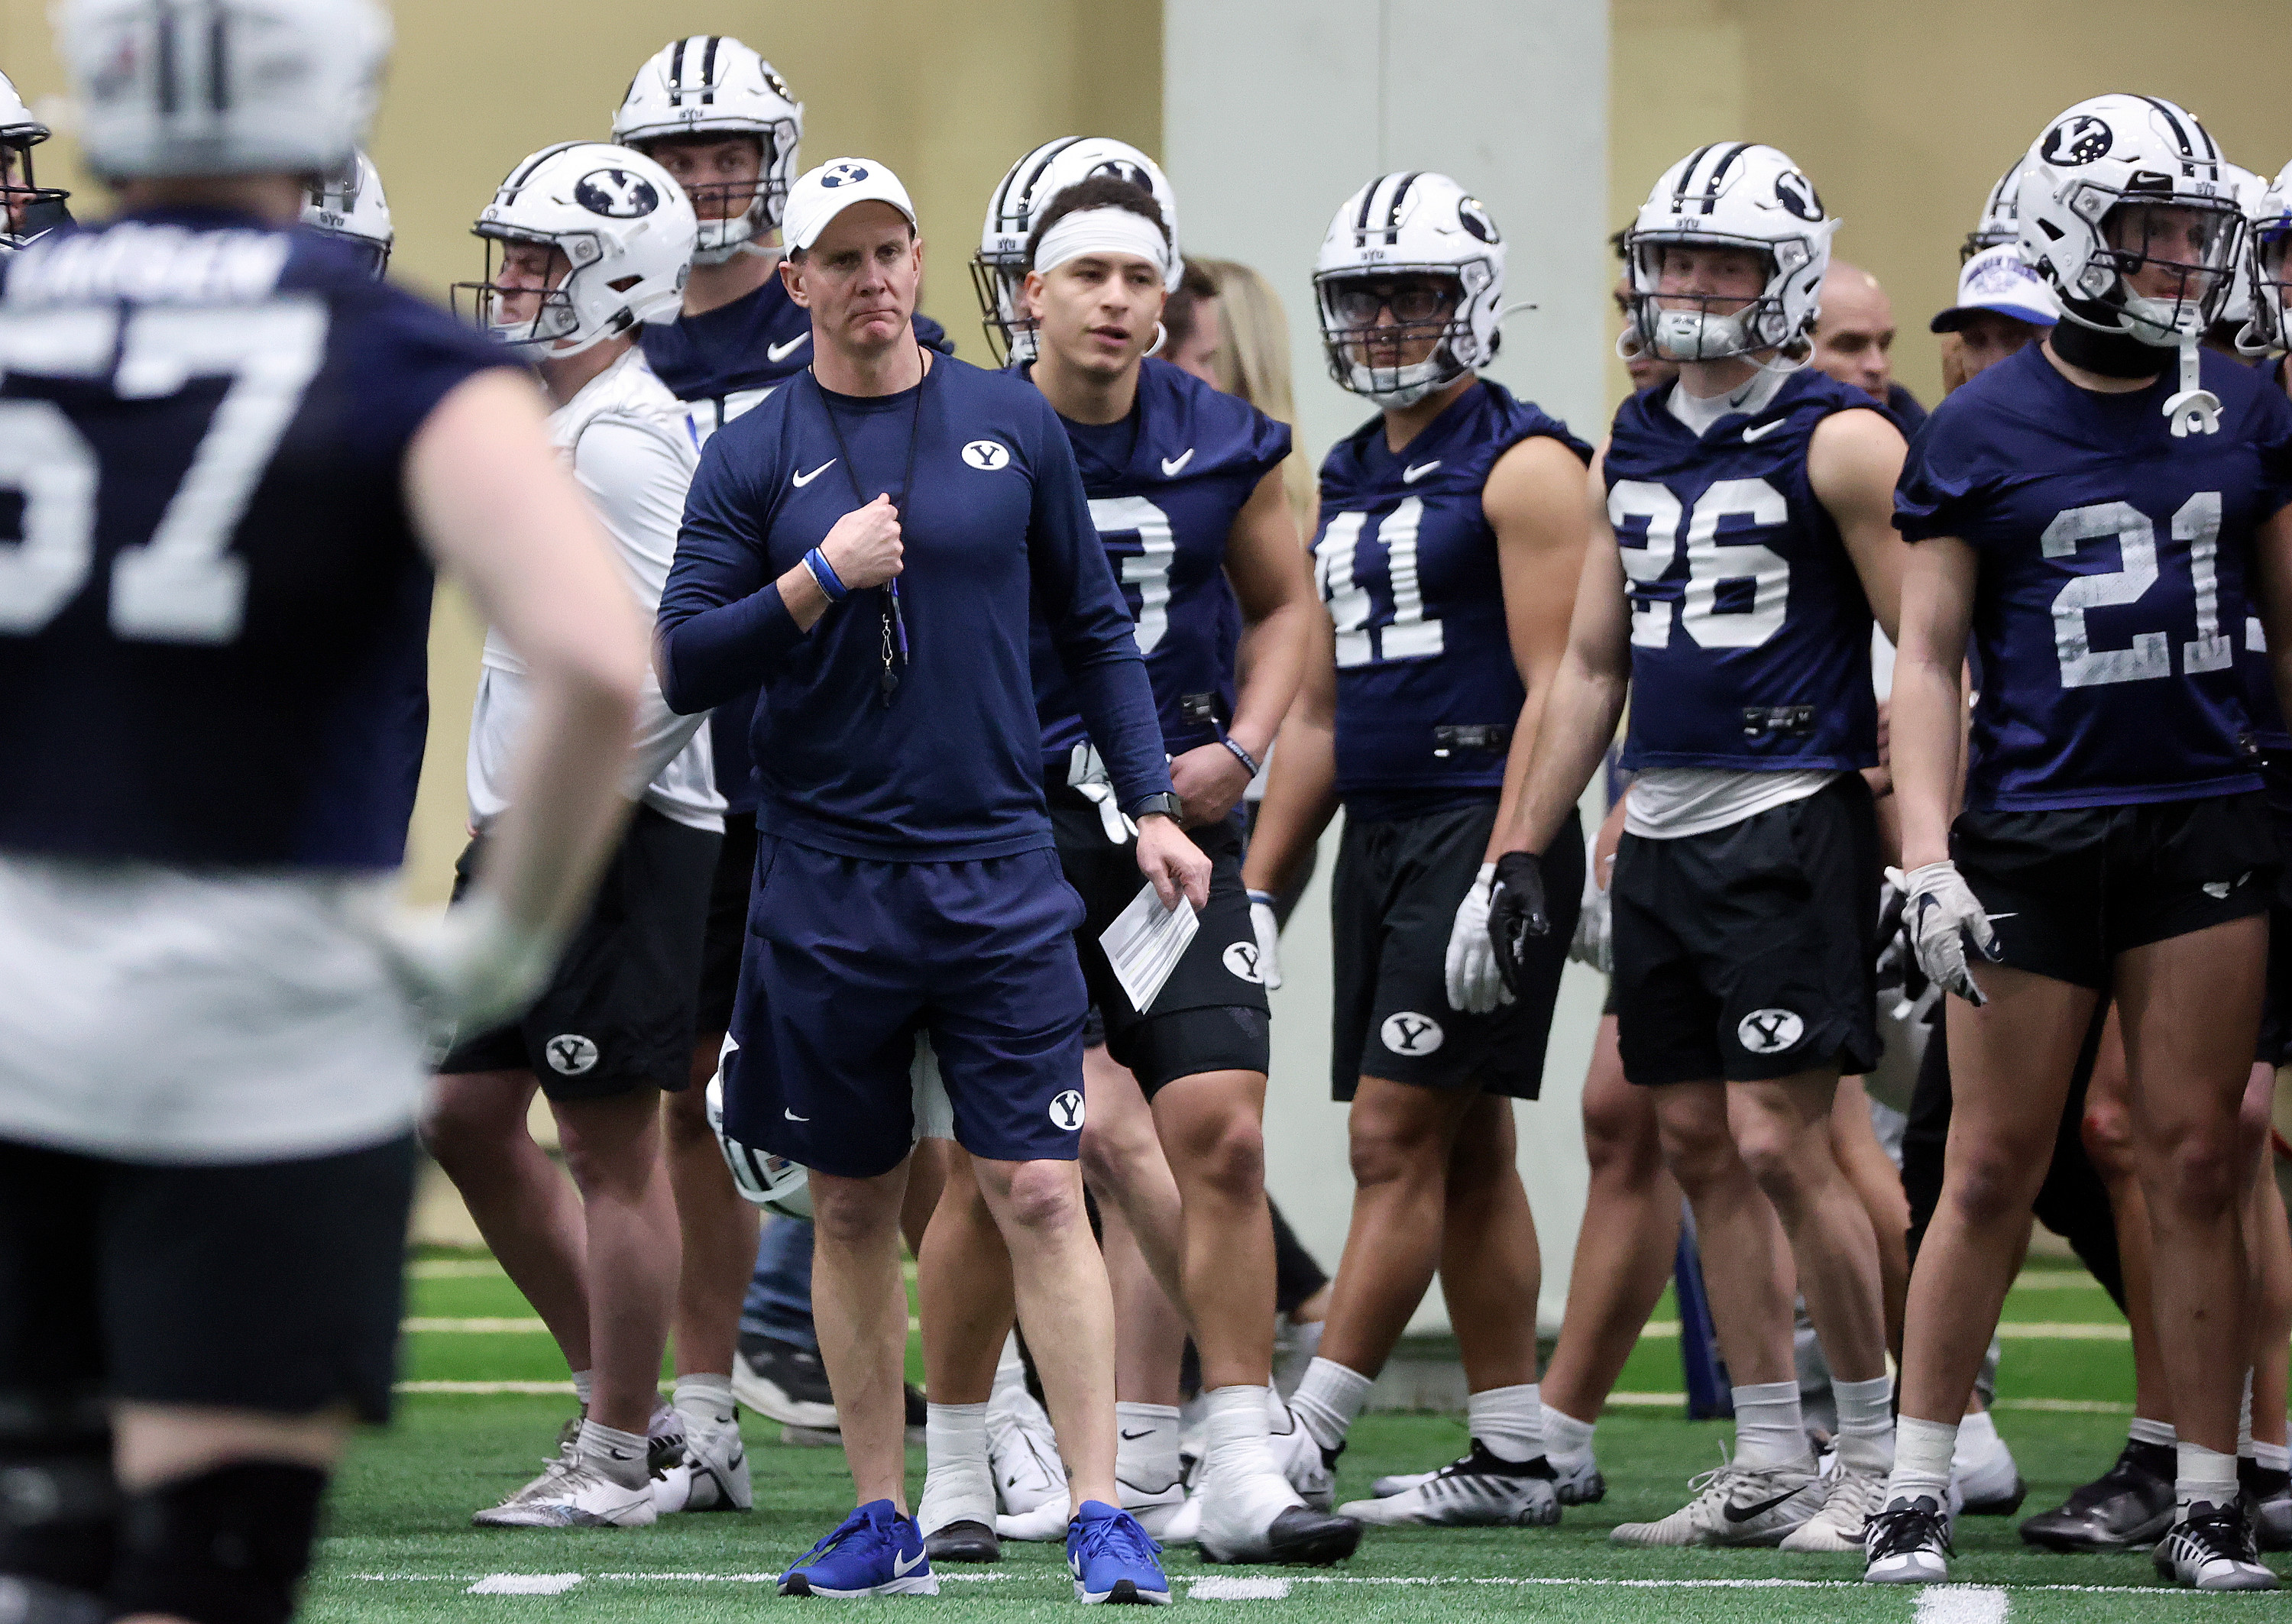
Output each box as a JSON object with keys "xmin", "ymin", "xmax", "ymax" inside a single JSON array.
[
  {"xmin": 1897, "ymin": 343, "xmax": 2292, "ymax": 808},
  {"xmin": 1313, "ymin": 379, "xmax": 1591, "ymax": 819},
  {"xmin": 0, "ymin": 209, "xmax": 509, "ymax": 867},
  {"xmin": 1607, "ymin": 369, "xmax": 1887, "ymax": 774},
  {"xmin": 641, "ymin": 276, "xmax": 947, "ymax": 817},
  {"xmin": 657, "ymin": 354, "xmax": 1172, "ymax": 861},
  {"xmin": 2245, "ymin": 355, "xmax": 2292, "ymax": 752},
  {"xmin": 1033, "ymin": 358, "xmax": 1290, "ymax": 765}
]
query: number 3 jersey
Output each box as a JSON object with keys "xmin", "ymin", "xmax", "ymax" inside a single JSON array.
[
  {"xmin": 1033, "ymin": 357, "xmax": 1292, "ymax": 765},
  {"xmin": 1896, "ymin": 342, "xmax": 2292, "ymax": 810},
  {"xmin": 0, "ymin": 209, "xmax": 512, "ymax": 867},
  {"xmin": 1604, "ymin": 367, "xmax": 1886, "ymax": 775},
  {"xmin": 1314, "ymin": 379, "xmax": 1591, "ymax": 817}
]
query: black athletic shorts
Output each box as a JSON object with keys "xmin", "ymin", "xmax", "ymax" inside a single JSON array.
[
  {"xmin": 1330, "ymin": 798, "xmax": 1581, "ymax": 1101},
  {"xmin": 1050, "ymin": 779, "xmax": 1270, "ymax": 1095},
  {"xmin": 696, "ymin": 818, "xmax": 759, "ymax": 1037},
  {"xmin": 1952, "ymin": 790, "xmax": 2277, "ymax": 994},
  {"xmin": 440, "ymin": 805, "xmax": 720, "ymax": 1100},
  {"xmin": 0, "ymin": 1134, "xmax": 415, "ymax": 1425},
  {"xmin": 1612, "ymin": 773, "xmax": 1881, "ymax": 1087},
  {"xmin": 2258, "ymin": 755, "xmax": 2292, "ymax": 1066}
]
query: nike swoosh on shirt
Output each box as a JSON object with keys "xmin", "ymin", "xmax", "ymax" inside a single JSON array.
[
  {"xmin": 767, "ymin": 334, "xmax": 811, "ymax": 363},
  {"xmin": 1401, "ymin": 460, "xmax": 1442, "ymax": 483},
  {"xmin": 792, "ymin": 461, "xmax": 837, "ymax": 489},
  {"xmin": 1161, "ymin": 448, "xmax": 1195, "ymax": 476},
  {"xmin": 1723, "ymin": 1488, "xmax": 1807, "ymax": 1522},
  {"xmin": 892, "ymin": 1551, "xmax": 927, "ymax": 1577},
  {"xmin": 1120, "ymin": 1428, "xmax": 1155, "ymax": 1441},
  {"xmin": 1741, "ymin": 419, "xmax": 1787, "ymax": 442},
  {"xmin": 785, "ymin": 1108, "xmax": 811, "ymax": 1122}
]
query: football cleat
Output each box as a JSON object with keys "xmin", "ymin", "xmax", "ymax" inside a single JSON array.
[
  {"xmin": 923, "ymin": 1519, "xmax": 1002, "ymax": 1564},
  {"xmin": 732, "ymin": 1333, "xmax": 838, "ymax": 1431},
  {"xmin": 472, "ymin": 1415, "xmax": 583, "ymax": 1526},
  {"xmin": 1954, "ymin": 1424, "xmax": 2026, "ymax": 1516},
  {"xmin": 1610, "ymin": 1457, "xmax": 1819, "ymax": 1548},
  {"xmin": 472, "ymin": 1456, "xmax": 657, "ymax": 1529},
  {"xmin": 2019, "ymin": 1438, "xmax": 2175, "ymax": 1552},
  {"xmin": 1120, "ymin": 1477, "xmax": 1191, "ymax": 1542},
  {"xmin": 2153, "ymin": 1501, "xmax": 2278, "ymax": 1591},
  {"xmin": 1370, "ymin": 1446, "xmax": 1604, "ymax": 1506},
  {"xmin": 1339, "ymin": 1441, "xmax": 1559, "ymax": 1528},
  {"xmin": 1067, "ymin": 1499, "xmax": 1172, "ymax": 1605},
  {"xmin": 989, "ymin": 1383, "xmax": 1067, "ymax": 1515},
  {"xmin": 1863, "ymin": 1495, "xmax": 1952, "ymax": 1584},
  {"xmin": 670, "ymin": 1425, "xmax": 751, "ymax": 1513},
  {"xmin": 1266, "ymin": 1405, "xmax": 1339, "ymax": 1510},
  {"xmin": 1779, "ymin": 1463, "xmax": 1887, "ymax": 1551},
  {"xmin": 780, "ymin": 1500, "xmax": 938, "ymax": 1598}
]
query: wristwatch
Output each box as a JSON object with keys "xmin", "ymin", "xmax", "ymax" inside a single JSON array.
[{"xmin": 1127, "ymin": 792, "xmax": 1183, "ymax": 822}]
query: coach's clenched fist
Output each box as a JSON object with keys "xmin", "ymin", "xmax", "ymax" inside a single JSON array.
[{"xmin": 821, "ymin": 493, "xmax": 904, "ymax": 590}]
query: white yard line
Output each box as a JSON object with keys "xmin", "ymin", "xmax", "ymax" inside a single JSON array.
[
  {"xmin": 467, "ymin": 1574, "xmax": 583, "ymax": 1595},
  {"xmin": 402, "ymin": 1316, "xmax": 550, "ymax": 1333},
  {"xmin": 1631, "ymin": 1321, "xmax": 2125, "ymax": 1342},
  {"xmin": 406, "ymin": 1259, "xmax": 507, "ymax": 1279},
  {"xmin": 1916, "ymin": 1586, "xmax": 2009, "ymax": 1624}
]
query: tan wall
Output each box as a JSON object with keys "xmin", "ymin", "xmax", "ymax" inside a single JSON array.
[
  {"xmin": 0, "ymin": 0, "xmax": 1156, "ymax": 899},
  {"xmin": 1610, "ymin": 0, "xmax": 2290, "ymax": 414}
]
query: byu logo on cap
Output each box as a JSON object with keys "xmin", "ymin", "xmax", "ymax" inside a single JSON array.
[
  {"xmin": 575, "ymin": 170, "xmax": 659, "ymax": 218},
  {"xmin": 962, "ymin": 439, "xmax": 1012, "ymax": 471},
  {"xmin": 821, "ymin": 161, "xmax": 870, "ymax": 188}
]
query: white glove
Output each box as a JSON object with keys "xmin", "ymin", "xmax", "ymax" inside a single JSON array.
[
  {"xmin": 1067, "ymin": 742, "xmax": 1137, "ymax": 846},
  {"xmin": 1898, "ymin": 860, "xmax": 1999, "ymax": 1007},
  {"xmin": 1569, "ymin": 849, "xmax": 1614, "ymax": 975},
  {"xmin": 1444, "ymin": 862, "xmax": 1513, "ymax": 1014},
  {"xmin": 367, "ymin": 892, "xmax": 564, "ymax": 1037},
  {"xmin": 1247, "ymin": 890, "xmax": 1284, "ymax": 991}
]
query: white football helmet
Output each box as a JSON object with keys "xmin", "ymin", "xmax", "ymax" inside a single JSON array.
[
  {"xmin": 2247, "ymin": 157, "xmax": 2292, "ymax": 354},
  {"xmin": 2015, "ymin": 93, "xmax": 2243, "ymax": 348},
  {"xmin": 1963, "ymin": 156, "xmax": 2025, "ymax": 263},
  {"xmin": 1313, "ymin": 172, "xmax": 1506, "ymax": 408},
  {"xmin": 303, "ymin": 148, "xmax": 391, "ymax": 278},
  {"xmin": 1623, "ymin": 142, "xmax": 1836, "ymax": 364},
  {"xmin": 1, "ymin": 70, "xmax": 67, "ymax": 250},
  {"xmin": 455, "ymin": 142, "xmax": 695, "ymax": 358},
  {"xmin": 60, "ymin": 0, "xmax": 388, "ymax": 181},
  {"xmin": 973, "ymin": 137, "xmax": 1181, "ymax": 364},
  {"xmin": 707, "ymin": 1063, "xmax": 812, "ymax": 1221},
  {"xmin": 2213, "ymin": 162, "xmax": 2264, "ymax": 341},
  {"xmin": 612, "ymin": 37, "xmax": 801, "ymax": 264}
]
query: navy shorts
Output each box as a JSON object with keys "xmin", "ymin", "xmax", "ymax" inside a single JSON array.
[{"xmin": 723, "ymin": 834, "xmax": 1090, "ymax": 1179}]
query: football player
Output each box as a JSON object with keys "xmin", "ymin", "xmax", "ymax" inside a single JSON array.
[
  {"xmin": 0, "ymin": 0, "xmax": 647, "ymax": 1616},
  {"xmin": 302, "ymin": 150, "xmax": 391, "ymax": 277},
  {"xmin": 913, "ymin": 170, "xmax": 1345, "ymax": 1567},
  {"xmin": 1240, "ymin": 171, "xmax": 1594, "ymax": 1529},
  {"xmin": 1870, "ymin": 96, "xmax": 2292, "ymax": 1591},
  {"xmin": 0, "ymin": 69, "xmax": 67, "ymax": 250},
  {"xmin": 1491, "ymin": 141, "xmax": 1908, "ymax": 1552},
  {"xmin": 427, "ymin": 142, "xmax": 727, "ymax": 1529}
]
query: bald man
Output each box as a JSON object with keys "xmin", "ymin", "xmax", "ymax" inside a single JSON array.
[{"xmin": 1811, "ymin": 260, "xmax": 1925, "ymax": 432}]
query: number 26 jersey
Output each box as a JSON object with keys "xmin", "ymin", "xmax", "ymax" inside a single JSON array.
[
  {"xmin": 1313, "ymin": 379, "xmax": 1590, "ymax": 817},
  {"xmin": 1895, "ymin": 343, "xmax": 2292, "ymax": 810}
]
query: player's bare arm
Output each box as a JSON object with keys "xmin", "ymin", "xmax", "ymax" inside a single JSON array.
[{"xmin": 1808, "ymin": 406, "xmax": 1912, "ymax": 642}]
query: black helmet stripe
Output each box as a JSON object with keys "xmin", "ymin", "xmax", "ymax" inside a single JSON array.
[
  {"xmin": 667, "ymin": 37, "xmax": 688, "ymax": 103},
  {"xmin": 1697, "ymin": 143, "xmax": 1753, "ymax": 214},
  {"xmin": 1005, "ymin": 137, "xmax": 1083, "ymax": 231},
  {"xmin": 1672, "ymin": 144, "xmax": 1718, "ymax": 209},
  {"xmin": 699, "ymin": 35, "xmax": 720, "ymax": 103},
  {"xmin": 2133, "ymin": 94, "xmax": 2213, "ymax": 175},
  {"xmin": 1384, "ymin": 173, "xmax": 1421, "ymax": 238}
]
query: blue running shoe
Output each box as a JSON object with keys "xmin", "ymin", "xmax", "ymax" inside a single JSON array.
[
  {"xmin": 779, "ymin": 1499, "xmax": 938, "ymax": 1598},
  {"xmin": 1067, "ymin": 1499, "xmax": 1171, "ymax": 1605}
]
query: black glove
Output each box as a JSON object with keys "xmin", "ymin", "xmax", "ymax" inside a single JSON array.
[{"xmin": 1487, "ymin": 850, "xmax": 1550, "ymax": 997}]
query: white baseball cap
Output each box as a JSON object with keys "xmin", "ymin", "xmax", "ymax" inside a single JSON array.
[
  {"xmin": 782, "ymin": 157, "xmax": 917, "ymax": 253},
  {"xmin": 1931, "ymin": 244, "xmax": 2058, "ymax": 333}
]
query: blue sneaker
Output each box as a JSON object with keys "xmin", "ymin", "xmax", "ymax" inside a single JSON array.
[
  {"xmin": 1067, "ymin": 1499, "xmax": 1171, "ymax": 1605},
  {"xmin": 779, "ymin": 1499, "xmax": 938, "ymax": 1598}
]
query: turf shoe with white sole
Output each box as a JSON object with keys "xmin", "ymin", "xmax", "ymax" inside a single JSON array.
[
  {"xmin": 733, "ymin": 1334, "xmax": 838, "ymax": 1431},
  {"xmin": 1371, "ymin": 1446, "xmax": 1604, "ymax": 1506},
  {"xmin": 997, "ymin": 1495, "xmax": 1073, "ymax": 1542},
  {"xmin": 1339, "ymin": 1441, "xmax": 1559, "ymax": 1528},
  {"xmin": 1779, "ymin": 1463, "xmax": 1886, "ymax": 1551},
  {"xmin": 2152, "ymin": 1501, "xmax": 2279, "ymax": 1591},
  {"xmin": 1266, "ymin": 1409, "xmax": 1339, "ymax": 1511},
  {"xmin": 2019, "ymin": 1438, "xmax": 2175, "ymax": 1551},
  {"xmin": 1067, "ymin": 1499, "xmax": 1171, "ymax": 1605},
  {"xmin": 1122, "ymin": 1477, "xmax": 1190, "ymax": 1542},
  {"xmin": 1953, "ymin": 1425, "xmax": 2026, "ymax": 1516},
  {"xmin": 472, "ymin": 1420, "xmax": 584, "ymax": 1526},
  {"xmin": 1863, "ymin": 1495, "xmax": 1952, "ymax": 1584},
  {"xmin": 471, "ymin": 1457, "xmax": 657, "ymax": 1528},
  {"xmin": 780, "ymin": 1500, "xmax": 939, "ymax": 1597},
  {"xmin": 668, "ymin": 1425, "xmax": 751, "ymax": 1513},
  {"xmin": 989, "ymin": 1385, "xmax": 1066, "ymax": 1516},
  {"xmin": 1609, "ymin": 1457, "xmax": 1819, "ymax": 1548}
]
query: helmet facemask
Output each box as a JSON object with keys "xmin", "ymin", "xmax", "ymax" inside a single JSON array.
[
  {"xmin": 0, "ymin": 135, "xmax": 68, "ymax": 248},
  {"xmin": 455, "ymin": 232, "xmax": 604, "ymax": 355},
  {"xmin": 1627, "ymin": 234, "xmax": 1811, "ymax": 363},
  {"xmin": 1315, "ymin": 266, "xmax": 1487, "ymax": 408},
  {"xmin": 647, "ymin": 127, "xmax": 793, "ymax": 264},
  {"xmin": 2058, "ymin": 186, "xmax": 2244, "ymax": 347},
  {"xmin": 970, "ymin": 249, "xmax": 1033, "ymax": 365}
]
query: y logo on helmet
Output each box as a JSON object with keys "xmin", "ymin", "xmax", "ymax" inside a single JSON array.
[
  {"xmin": 1048, "ymin": 1090, "xmax": 1086, "ymax": 1131},
  {"xmin": 1089, "ymin": 159, "xmax": 1153, "ymax": 192},
  {"xmin": 545, "ymin": 1034, "xmax": 601, "ymax": 1076},
  {"xmin": 1736, "ymin": 1008, "xmax": 1805, "ymax": 1056},
  {"xmin": 1381, "ymin": 1011, "xmax": 1445, "ymax": 1056},
  {"xmin": 821, "ymin": 162, "xmax": 871, "ymax": 189},
  {"xmin": 2041, "ymin": 115, "xmax": 2112, "ymax": 167},
  {"xmin": 1222, "ymin": 941, "xmax": 1265, "ymax": 985},
  {"xmin": 576, "ymin": 170, "xmax": 660, "ymax": 219},
  {"xmin": 1457, "ymin": 198, "xmax": 1500, "ymax": 244},
  {"xmin": 961, "ymin": 439, "xmax": 1012, "ymax": 471},
  {"xmin": 1772, "ymin": 170, "xmax": 1823, "ymax": 222}
]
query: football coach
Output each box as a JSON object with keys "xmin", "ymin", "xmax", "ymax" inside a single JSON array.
[{"xmin": 657, "ymin": 157, "xmax": 1207, "ymax": 1599}]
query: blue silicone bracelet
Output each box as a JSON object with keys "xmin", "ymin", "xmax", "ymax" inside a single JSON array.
[{"xmin": 804, "ymin": 547, "xmax": 849, "ymax": 603}]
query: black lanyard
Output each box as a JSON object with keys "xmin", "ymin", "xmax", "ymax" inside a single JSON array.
[{"xmin": 811, "ymin": 353, "xmax": 926, "ymax": 705}]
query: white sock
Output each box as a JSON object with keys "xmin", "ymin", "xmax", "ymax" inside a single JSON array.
[
  {"xmin": 2239, "ymin": 1370, "xmax": 2255, "ymax": 1457},
  {"xmin": 918, "ymin": 1401, "xmax": 992, "ymax": 1535},
  {"xmin": 577, "ymin": 1419, "xmax": 650, "ymax": 1489},
  {"xmin": 1832, "ymin": 1375, "xmax": 1895, "ymax": 1475},
  {"xmin": 2255, "ymin": 1440, "xmax": 2290, "ymax": 1474},
  {"xmin": 991, "ymin": 1333, "xmax": 1028, "ymax": 1401},
  {"xmin": 571, "ymin": 1369, "xmax": 594, "ymax": 1408},
  {"xmin": 1115, "ymin": 1402, "xmax": 1183, "ymax": 1496},
  {"xmin": 1729, "ymin": 1380, "xmax": 1807, "ymax": 1470},
  {"xmin": 1884, "ymin": 1416, "xmax": 1957, "ymax": 1508},
  {"xmin": 1468, "ymin": 1383, "xmax": 1543, "ymax": 1464},
  {"xmin": 1290, "ymin": 1358, "xmax": 1371, "ymax": 1453},
  {"xmin": 1543, "ymin": 1405, "xmax": 1597, "ymax": 1461},
  {"xmin": 2129, "ymin": 1415, "xmax": 2177, "ymax": 1449},
  {"xmin": 2177, "ymin": 1440, "xmax": 2239, "ymax": 1515},
  {"xmin": 1953, "ymin": 1406, "xmax": 1999, "ymax": 1468},
  {"xmin": 673, "ymin": 1372, "xmax": 736, "ymax": 1437},
  {"xmin": 1202, "ymin": 1385, "xmax": 1284, "ymax": 1496}
]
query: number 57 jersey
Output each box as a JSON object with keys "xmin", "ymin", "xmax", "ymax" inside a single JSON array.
[
  {"xmin": 0, "ymin": 211, "xmax": 510, "ymax": 868},
  {"xmin": 1896, "ymin": 343, "xmax": 2292, "ymax": 810}
]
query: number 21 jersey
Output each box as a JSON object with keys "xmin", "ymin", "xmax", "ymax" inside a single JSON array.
[{"xmin": 1896, "ymin": 343, "xmax": 2292, "ymax": 809}]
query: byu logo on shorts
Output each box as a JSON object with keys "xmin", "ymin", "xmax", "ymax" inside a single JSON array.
[
  {"xmin": 821, "ymin": 162, "xmax": 870, "ymax": 188},
  {"xmin": 1048, "ymin": 1089, "xmax": 1086, "ymax": 1131},
  {"xmin": 545, "ymin": 1034, "xmax": 601, "ymax": 1076},
  {"xmin": 1381, "ymin": 1011, "xmax": 1445, "ymax": 1056},
  {"xmin": 1736, "ymin": 1008, "xmax": 1805, "ymax": 1056},
  {"xmin": 961, "ymin": 439, "xmax": 1012, "ymax": 471},
  {"xmin": 575, "ymin": 169, "xmax": 659, "ymax": 218},
  {"xmin": 1222, "ymin": 941, "xmax": 1265, "ymax": 985}
]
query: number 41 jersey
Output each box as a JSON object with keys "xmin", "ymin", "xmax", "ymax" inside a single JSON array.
[
  {"xmin": 1896, "ymin": 342, "xmax": 2292, "ymax": 810},
  {"xmin": 0, "ymin": 209, "xmax": 512, "ymax": 867}
]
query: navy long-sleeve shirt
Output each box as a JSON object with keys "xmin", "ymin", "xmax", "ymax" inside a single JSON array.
[{"xmin": 658, "ymin": 352, "xmax": 1173, "ymax": 862}]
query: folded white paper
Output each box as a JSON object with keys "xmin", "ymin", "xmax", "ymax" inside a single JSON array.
[{"xmin": 1099, "ymin": 883, "xmax": 1199, "ymax": 1013}]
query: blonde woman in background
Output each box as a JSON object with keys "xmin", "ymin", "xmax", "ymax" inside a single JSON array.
[{"xmin": 1193, "ymin": 258, "xmax": 1319, "ymax": 535}]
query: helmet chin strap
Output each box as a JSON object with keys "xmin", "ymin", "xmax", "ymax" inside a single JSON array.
[{"xmin": 2163, "ymin": 341, "xmax": 2222, "ymax": 437}]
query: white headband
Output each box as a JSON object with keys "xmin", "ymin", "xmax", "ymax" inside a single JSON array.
[{"xmin": 1032, "ymin": 207, "xmax": 1171, "ymax": 280}]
